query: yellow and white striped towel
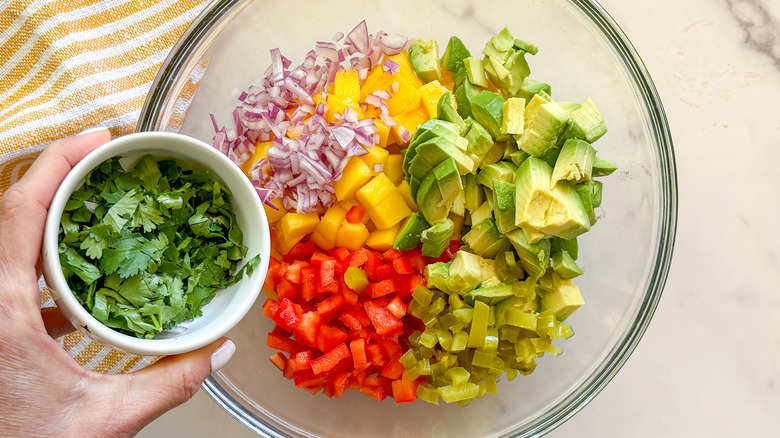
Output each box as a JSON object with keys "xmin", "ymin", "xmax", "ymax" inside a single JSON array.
[{"xmin": 0, "ymin": 0, "xmax": 212, "ymax": 373}]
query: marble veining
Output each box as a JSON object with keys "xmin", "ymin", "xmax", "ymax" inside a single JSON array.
[{"xmin": 725, "ymin": 0, "xmax": 780, "ymax": 68}]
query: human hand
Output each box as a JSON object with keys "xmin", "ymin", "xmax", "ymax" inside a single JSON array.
[{"xmin": 0, "ymin": 128, "xmax": 236, "ymax": 438}]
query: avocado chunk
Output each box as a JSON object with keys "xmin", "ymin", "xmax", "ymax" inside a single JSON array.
[
  {"xmin": 492, "ymin": 179, "xmax": 517, "ymax": 234},
  {"xmin": 463, "ymin": 56, "xmax": 488, "ymax": 88},
  {"xmin": 463, "ymin": 118, "xmax": 494, "ymax": 168},
  {"xmin": 440, "ymin": 36, "xmax": 472, "ymax": 73},
  {"xmin": 424, "ymin": 262, "xmax": 452, "ymax": 293},
  {"xmin": 480, "ymin": 140, "xmax": 507, "ymax": 169},
  {"xmin": 409, "ymin": 119, "xmax": 463, "ymax": 151},
  {"xmin": 551, "ymin": 236, "xmax": 578, "ymax": 260},
  {"xmin": 470, "ymin": 91, "xmax": 509, "ymax": 142},
  {"xmin": 416, "ymin": 171, "xmax": 448, "ymax": 225},
  {"xmin": 463, "ymin": 218, "xmax": 509, "ymax": 259},
  {"xmin": 516, "ymin": 99, "xmax": 569, "ymax": 157},
  {"xmin": 454, "ymin": 76, "xmax": 481, "ymax": 119},
  {"xmin": 574, "ymin": 179, "xmax": 603, "ymax": 226},
  {"xmin": 501, "ymin": 97, "xmax": 526, "ymax": 135},
  {"xmin": 516, "ymin": 78, "xmax": 551, "ymax": 102},
  {"xmin": 463, "ymin": 283, "xmax": 514, "ymax": 306},
  {"xmin": 468, "ymin": 200, "xmax": 493, "ymax": 226},
  {"xmin": 393, "ymin": 212, "xmax": 430, "ymax": 251},
  {"xmin": 436, "ymin": 92, "xmax": 467, "ymax": 134},
  {"xmin": 560, "ymin": 98, "xmax": 607, "ymax": 143},
  {"xmin": 408, "ymin": 39, "xmax": 441, "ymax": 83},
  {"xmin": 539, "ymin": 180, "xmax": 591, "ymax": 239},
  {"xmin": 421, "ymin": 218, "xmax": 455, "ymax": 257},
  {"xmin": 415, "ymin": 137, "xmax": 474, "ymax": 175},
  {"xmin": 592, "ymin": 156, "xmax": 618, "ymax": 177},
  {"xmin": 540, "ymin": 284, "xmax": 584, "ymax": 321},
  {"xmin": 482, "ymin": 27, "xmax": 515, "ymax": 62},
  {"xmin": 447, "ymin": 250, "xmax": 496, "ymax": 294},
  {"xmin": 514, "ymin": 157, "xmax": 554, "ymax": 231},
  {"xmin": 433, "ymin": 157, "xmax": 463, "ymax": 206},
  {"xmin": 475, "ymin": 162, "xmax": 516, "ymax": 190},
  {"xmin": 463, "ymin": 173, "xmax": 485, "ymax": 212},
  {"xmin": 482, "ymin": 27, "xmax": 534, "ymax": 97},
  {"xmin": 551, "ymin": 250, "xmax": 583, "ymax": 279},
  {"xmin": 506, "ymin": 228, "xmax": 550, "ymax": 278},
  {"xmin": 508, "ymin": 150, "xmax": 530, "ymax": 167},
  {"xmin": 552, "ymin": 138, "xmax": 596, "ymax": 185}
]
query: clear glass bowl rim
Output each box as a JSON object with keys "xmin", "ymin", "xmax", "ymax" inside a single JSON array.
[{"xmin": 137, "ymin": 1, "xmax": 678, "ymax": 436}]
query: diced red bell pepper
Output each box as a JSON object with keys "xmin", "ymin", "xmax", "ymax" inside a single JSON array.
[
  {"xmin": 339, "ymin": 309, "xmax": 371, "ymax": 330},
  {"xmin": 329, "ymin": 371, "xmax": 351, "ymax": 398},
  {"xmin": 357, "ymin": 377, "xmax": 389, "ymax": 401},
  {"xmin": 310, "ymin": 251, "xmax": 333, "ymax": 266},
  {"xmin": 345, "ymin": 205, "xmax": 365, "ymax": 224},
  {"xmin": 319, "ymin": 259, "xmax": 339, "ymax": 293},
  {"xmin": 262, "ymin": 298, "xmax": 277, "ymax": 319},
  {"xmin": 375, "ymin": 263, "xmax": 394, "ymax": 281},
  {"xmin": 316, "ymin": 324, "xmax": 349, "ymax": 353},
  {"xmin": 346, "ymin": 248, "xmax": 370, "ymax": 268},
  {"xmin": 404, "ymin": 249, "xmax": 425, "ymax": 274},
  {"xmin": 269, "ymin": 352, "xmax": 287, "ymax": 372},
  {"xmin": 407, "ymin": 274, "xmax": 424, "ymax": 295},
  {"xmin": 276, "ymin": 277, "xmax": 299, "ymax": 301},
  {"xmin": 368, "ymin": 278, "xmax": 397, "ymax": 299},
  {"xmin": 392, "ymin": 257, "xmax": 415, "ymax": 275},
  {"xmin": 349, "ymin": 338, "xmax": 369, "ymax": 371},
  {"xmin": 316, "ymin": 293, "xmax": 345, "ymax": 322},
  {"xmin": 385, "ymin": 295, "xmax": 407, "ymax": 319},
  {"xmin": 293, "ymin": 369, "xmax": 325, "ymax": 394},
  {"xmin": 382, "ymin": 248, "xmax": 403, "ymax": 260},
  {"xmin": 332, "ymin": 246, "xmax": 351, "ymax": 262},
  {"xmin": 284, "ymin": 240, "xmax": 317, "ymax": 261},
  {"xmin": 340, "ymin": 280, "xmax": 360, "ymax": 305},
  {"xmin": 364, "ymin": 251, "xmax": 382, "ymax": 281},
  {"xmin": 392, "ymin": 275, "xmax": 411, "ymax": 299},
  {"xmin": 380, "ymin": 358, "xmax": 405, "ymax": 380},
  {"xmin": 267, "ymin": 331, "xmax": 296, "ymax": 354},
  {"xmin": 391, "ymin": 377, "xmax": 418, "ymax": 403},
  {"xmin": 291, "ymin": 311, "xmax": 322, "ymax": 348},
  {"xmin": 300, "ymin": 265, "xmax": 318, "ymax": 301},
  {"xmin": 363, "ymin": 300, "xmax": 403, "ymax": 337},
  {"xmin": 365, "ymin": 342, "xmax": 387, "ymax": 367},
  {"xmin": 311, "ymin": 343, "xmax": 351, "ymax": 375},
  {"xmin": 271, "ymin": 298, "xmax": 302, "ymax": 330}
]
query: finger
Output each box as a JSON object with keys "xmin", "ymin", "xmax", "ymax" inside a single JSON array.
[
  {"xmin": 0, "ymin": 129, "xmax": 110, "ymax": 301},
  {"xmin": 115, "ymin": 338, "xmax": 236, "ymax": 431},
  {"xmin": 41, "ymin": 306, "xmax": 76, "ymax": 338}
]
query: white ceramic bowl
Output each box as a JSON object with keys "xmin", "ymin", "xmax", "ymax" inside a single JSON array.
[{"xmin": 41, "ymin": 131, "xmax": 271, "ymax": 356}]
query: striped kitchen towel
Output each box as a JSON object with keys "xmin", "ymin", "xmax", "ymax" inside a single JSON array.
[{"xmin": 1, "ymin": 0, "xmax": 212, "ymax": 372}]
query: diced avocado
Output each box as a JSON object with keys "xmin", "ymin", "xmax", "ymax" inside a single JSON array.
[
  {"xmin": 454, "ymin": 78, "xmax": 481, "ymax": 119},
  {"xmin": 463, "ymin": 218, "xmax": 509, "ymax": 259},
  {"xmin": 463, "ymin": 57, "xmax": 488, "ymax": 88},
  {"xmin": 463, "ymin": 118, "xmax": 494, "ymax": 167},
  {"xmin": 482, "ymin": 27, "xmax": 515, "ymax": 62},
  {"xmin": 492, "ymin": 179, "xmax": 517, "ymax": 234},
  {"xmin": 501, "ymin": 50, "xmax": 531, "ymax": 96},
  {"xmin": 451, "ymin": 191, "xmax": 466, "ymax": 217},
  {"xmin": 463, "ymin": 283, "xmax": 514, "ymax": 306},
  {"xmin": 509, "ymin": 150, "xmax": 530, "ymax": 167},
  {"xmin": 475, "ymin": 162, "xmax": 516, "ymax": 190},
  {"xmin": 494, "ymin": 249, "xmax": 525, "ymax": 283},
  {"xmin": 436, "ymin": 93, "xmax": 467, "ymax": 135},
  {"xmin": 521, "ymin": 226, "xmax": 547, "ymax": 244},
  {"xmin": 560, "ymin": 98, "xmax": 607, "ymax": 143},
  {"xmin": 470, "ymin": 91, "xmax": 509, "ymax": 142},
  {"xmin": 463, "ymin": 173, "xmax": 484, "ymax": 212},
  {"xmin": 514, "ymin": 157, "xmax": 554, "ymax": 231},
  {"xmin": 482, "ymin": 28, "xmax": 534, "ymax": 97},
  {"xmin": 433, "ymin": 158, "xmax": 463, "ymax": 206},
  {"xmin": 393, "ymin": 212, "xmax": 431, "ymax": 251},
  {"xmin": 409, "ymin": 175, "xmax": 422, "ymax": 201},
  {"xmin": 479, "ymin": 141, "xmax": 506, "ymax": 169},
  {"xmin": 575, "ymin": 179, "xmax": 603, "ymax": 226},
  {"xmin": 440, "ymin": 36, "xmax": 472, "ymax": 73},
  {"xmin": 592, "ymin": 156, "xmax": 618, "ymax": 177},
  {"xmin": 501, "ymin": 97, "xmax": 526, "ymax": 135},
  {"xmin": 447, "ymin": 250, "xmax": 496, "ymax": 294},
  {"xmin": 552, "ymin": 138, "xmax": 596, "ymax": 185},
  {"xmin": 409, "ymin": 119, "xmax": 463, "ymax": 151},
  {"xmin": 416, "ymin": 172, "xmax": 449, "ymax": 225},
  {"xmin": 415, "ymin": 137, "xmax": 475, "ymax": 175},
  {"xmin": 516, "ymin": 78, "xmax": 551, "ymax": 101},
  {"xmin": 421, "ymin": 218, "xmax": 455, "ymax": 257},
  {"xmin": 539, "ymin": 180, "xmax": 591, "ymax": 240},
  {"xmin": 503, "ymin": 139, "xmax": 519, "ymax": 161},
  {"xmin": 540, "ymin": 284, "xmax": 584, "ymax": 321},
  {"xmin": 540, "ymin": 146, "xmax": 561, "ymax": 168},
  {"xmin": 550, "ymin": 236, "xmax": 578, "ymax": 260},
  {"xmin": 408, "ymin": 154, "xmax": 434, "ymax": 181},
  {"xmin": 481, "ymin": 234, "xmax": 512, "ymax": 258},
  {"xmin": 469, "ymin": 200, "xmax": 493, "ymax": 226},
  {"xmin": 424, "ymin": 262, "xmax": 452, "ymax": 293},
  {"xmin": 506, "ymin": 228, "xmax": 550, "ymax": 278},
  {"xmin": 513, "ymin": 38, "xmax": 538, "ymax": 55},
  {"xmin": 551, "ymin": 250, "xmax": 583, "ymax": 279},
  {"xmin": 558, "ymin": 101, "xmax": 581, "ymax": 115},
  {"xmin": 409, "ymin": 39, "xmax": 441, "ymax": 83},
  {"xmin": 516, "ymin": 100, "xmax": 569, "ymax": 157}
]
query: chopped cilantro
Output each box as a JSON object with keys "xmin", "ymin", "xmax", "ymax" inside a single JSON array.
[{"xmin": 58, "ymin": 155, "xmax": 262, "ymax": 339}]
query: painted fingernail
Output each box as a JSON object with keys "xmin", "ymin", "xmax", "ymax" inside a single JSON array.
[
  {"xmin": 210, "ymin": 339, "xmax": 236, "ymax": 373},
  {"xmin": 76, "ymin": 126, "xmax": 110, "ymax": 136}
]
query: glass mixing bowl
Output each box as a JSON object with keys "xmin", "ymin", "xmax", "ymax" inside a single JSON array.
[{"xmin": 138, "ymin": 0, "xmax": 677, "ymax": 436}]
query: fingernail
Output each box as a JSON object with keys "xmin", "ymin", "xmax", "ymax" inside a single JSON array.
[
  {"xmin": 76, "ymin": 126, "xmax": 110, "ymax": 136},
  {"xmin": 210, "ymin": 339, "xmax": 236, "ymax": 373}
]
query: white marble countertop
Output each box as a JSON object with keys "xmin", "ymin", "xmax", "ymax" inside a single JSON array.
[{"xmin": 139, "ymin": 0, "xmax": 780, "ymax": 436}]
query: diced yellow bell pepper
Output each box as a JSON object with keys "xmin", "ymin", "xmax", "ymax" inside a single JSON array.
[
  {"xmin": 333, "ymin": 157, "xmax": 373, "ymax": 201},
  {"xmin": 263, "ymin": 197, "xmax": 287, "ymax": 225},
  {"xmin": 241, "ymin": 140, "xmax": 273, "ymax": 176},
  {"xmin": 335, "ymin": 220, "xmax": 370, "ymax": 251},
  {"xmin": 362, "ymin": 146, "xmax": 389, "ymax": 175},
  {"xmin": 397, "ymin": 180, "xmax": 417, "ymax": 212},
  {"xmin": 364, "ymin": 191, "xmax": 411, "ymax": 230},
  {"xmin": 374, "ymin": 119, "xmax": 390, "ymax": 148},
  {"xmin": 355, "ymin": 173, "xmax": 397, "ymax": 207},
  {"xmin": 277, "ymin": 211, "xmax": 320, "ymax": 254},
  {"xmin": 390, "ymin": 105, "xmax": 429, "ymax": 145},
  {"xmin": 365, "ymin": 223, "xmax": 400, "ymax": 252},
  {"xmin": 313, "ymin": 204, "xmax": 347, "ymax": 247},
  {"xmin": 333, "ymin": 69, "xmax": 360, "ymax": 101},
  {"xmin": 383, "ymin": 154, "xmax": 405, "ymax": 185},
  {"xmin": 419, "ymin": 80, "xmax": 451, "ymax": 119}
]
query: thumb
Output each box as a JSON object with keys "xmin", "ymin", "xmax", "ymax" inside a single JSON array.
[{"xmin": 117, "ymin": 338, "xmax": 236, "ymax": 429}]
